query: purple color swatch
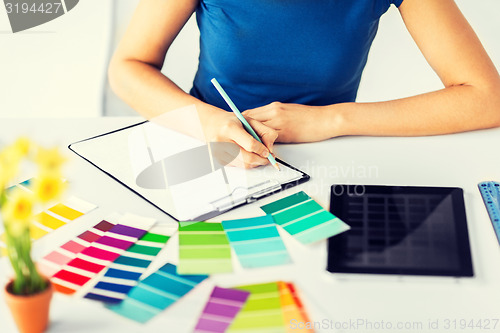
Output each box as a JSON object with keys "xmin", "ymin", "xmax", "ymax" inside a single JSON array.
[
  {"xmin": 96, "ymin": 236, "xmax": 133, "ymax": 250},
  {"xmin": 194, "ymin": 287, "xmax": 250, "ymax": 333},
  {"xmin": 110, "ymin": 224, "xmax": 145, "ymax": 238}
]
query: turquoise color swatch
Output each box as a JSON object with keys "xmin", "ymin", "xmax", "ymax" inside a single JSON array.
[
  {"xmin": 222, "ymin": 215, "xmax": 291, "ymax": 268},
  {"xmin": 178, "ymin": 222, "xmax": 233, "ymax": 275},
  {"xmin": 107, "ymin": 263, "xmax": 207, "ymax": 323},
  {"xmin": 261, "ymin": 191, "xmax": 350, "ymax": 244}
]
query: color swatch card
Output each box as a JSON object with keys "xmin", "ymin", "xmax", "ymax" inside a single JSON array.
[
  {"xmin": 38, "ymin": 214, "xmax": 119, "ymax": 278},
  {"xmin": 84, "ymin": 225, "xmax": 176, "ymax": 303},
  {"xmin": 0, "ymin": 195, "xmax": 97, "ymax": 256},
  {"xmin": 178, "ymin": 222, "xmax": 232, "ymax": 275},
  {"xmin": 4, "ymin": 178, "xmax": 33, "ymax": 195},
  {"xmin": 227, "ymin": 282, "xmax": 285, "ymax": 333},
  {"xmin": 3, "ymin": 178, "xmax": 97, "ymax": 239},
  {"xmin": 222, "ymin": 215, "xmax": 291, "ymax": 268},
  {"xmin": 286, "ymin": 283, "xmax": 313, "ymax": 327},
  {"xmin": 261, "ymin": 191, "xmax": 350, "ymax": 244},
  {"xmin": 107, "ymin": 263, "xmax": 208, "ymax": 323},
  {"xmin": 51, "ymin": 213, "xmax": 156, "ymax": 295},
  {"xmin": 277, "ymin": 282, "xmax": 314, "ymax": 333},
  {"xmin": 193, "ymin": 286, "xmax": 250, "ymax": 333},
  {"xmin": 30, "ymin": 196, "xmax": 96, "ymax": 240}
]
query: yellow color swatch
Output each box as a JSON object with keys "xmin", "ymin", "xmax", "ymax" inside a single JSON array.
[
  {"xmin": 30, "ymin": 224, "xmax": 49, "ymax": 240},
  {"xmin": 48, "ymin": 203, "xmax": 83, "ymax": 220},
  {"xmin": 34, "ymin": 212, "xmax": 66, "ymax": 229}
]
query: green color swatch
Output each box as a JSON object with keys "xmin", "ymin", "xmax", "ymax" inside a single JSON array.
[
  {"xmin": 261, "ymin": 191, "xmax": 350, "ymax": 244},
  {"xmin": 178, "ymin": 222, "xmax": 233, "ymax": 275},
  {"xmin": 227, "ymin": 282, "xmax": 285, "ymax": 333}
]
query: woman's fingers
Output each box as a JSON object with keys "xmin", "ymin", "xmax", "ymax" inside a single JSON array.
[
  {"xmin": 226, "ymin": 149, "xmax": 269, "ymax": 168},
  {"xmin": 222, "ymin": 121, "xmax": 270, "ymax": 158},
  {"xmin": 246, "ymin": 117, "xmax": 278, "ymax": 154}
]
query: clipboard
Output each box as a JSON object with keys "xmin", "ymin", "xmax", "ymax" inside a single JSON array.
[{"xmin": 69, "ymin": 121, "xmax": 309, "ymax": 221}]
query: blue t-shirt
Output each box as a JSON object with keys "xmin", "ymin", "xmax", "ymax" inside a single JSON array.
[{"xmin": 190, "ymin": 0, "xmax": 404, "ymax": 112}]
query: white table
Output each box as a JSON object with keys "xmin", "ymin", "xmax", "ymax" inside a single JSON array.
[{"xmin": 1, "ymin": 117, "xmax": 499, "ymax": 333}]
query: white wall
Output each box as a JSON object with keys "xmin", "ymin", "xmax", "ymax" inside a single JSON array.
[
  {"xmin": 0, "ymin": 0, "xmax": 112, "ymax": 117},
  {"xmin": 1, "ymin": 0, "xmax": 499, "ymax": 118},
  {"xmin": 357, "ymin": 0, "xmax": 500, "ymax": 102},
  {"xmin": 105, "ymin": 0, "xmax": 200, "ymax": 116}
]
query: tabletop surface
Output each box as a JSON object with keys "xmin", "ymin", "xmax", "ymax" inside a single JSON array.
[{"xmin": 1, "ymin": 117, "xmax": 500, "ymax": 333}]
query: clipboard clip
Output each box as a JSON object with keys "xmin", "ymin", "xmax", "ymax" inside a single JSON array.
[
  {"xmin": 210, "ymin": 180, "xmax": 282, "ymax": 212},
  {"xmin": 246, "ymin": 180, "xmax": 282, "ymax": 202}
]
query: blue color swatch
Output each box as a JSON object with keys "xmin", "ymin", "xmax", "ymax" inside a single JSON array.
[{"xmin": 107, "ymin": 263, "xmax": 208, "ymax": 323}]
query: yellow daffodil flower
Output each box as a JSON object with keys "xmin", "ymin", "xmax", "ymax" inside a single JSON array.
[
  {"xmin": 0, "ymin": 147, "xmax": 21, "ymax": 187},
  {"xmin": 12, "ymin": 137, "xmax": 31, "ymax": 157},
  {"xmin": 33, "ymin": 173, "xmax": 65, "ymax": 203},
  {"xmin": 0, "ymin": 139, "xmax": 66, "ymax": 296},
  {"xmin": 1, "ymin": 189, "xmax": 34, "ymax": 225},
  {"xmin": 35, "ymin": 147, "xmax": 66, "ymax": 173}
]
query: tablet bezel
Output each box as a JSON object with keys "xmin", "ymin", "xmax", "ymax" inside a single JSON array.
[{"xmin": 327, "ymin": 185, "xmax": 474, "ymax": 277}]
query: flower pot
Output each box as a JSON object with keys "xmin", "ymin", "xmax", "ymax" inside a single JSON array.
[{"xmin": 4, "ymin": 280, "xmax": 53, "ymax": 333}]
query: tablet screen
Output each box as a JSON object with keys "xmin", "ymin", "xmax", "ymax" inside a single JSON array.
[{"xmin": 327, "ymin": 185, "xmax": 473, "ymax": 277}]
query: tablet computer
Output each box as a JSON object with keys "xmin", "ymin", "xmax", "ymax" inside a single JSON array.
[{"xmin": 327, "ymin": 185, "xmax": 473, "ymax": 277}]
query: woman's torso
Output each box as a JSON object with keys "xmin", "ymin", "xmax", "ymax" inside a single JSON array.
[{"xmin": 191, "ymin": 0, "xmax": 402, "ymax": 111}]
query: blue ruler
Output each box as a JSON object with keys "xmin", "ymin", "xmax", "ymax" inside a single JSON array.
[{"xmin": 478, "ymin": 181, "xmax": 500, "ymax": 245}]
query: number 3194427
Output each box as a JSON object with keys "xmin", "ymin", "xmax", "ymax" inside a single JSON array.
[{"xmin": 5, "ymin": 2, "xmax": 62, "ymax": 14}]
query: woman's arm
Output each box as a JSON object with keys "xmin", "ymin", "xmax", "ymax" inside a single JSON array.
[
  {"xmin": 108, "ymin": 0, "xmax": 277, "ymax": 168},
  {"xmin": 244, "ymin": 0, "xmax": 500, "ymax": 142}
]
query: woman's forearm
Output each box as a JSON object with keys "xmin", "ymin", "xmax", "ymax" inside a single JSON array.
[
  {"xmin": 108, "ymin": 58, "xmax": 215, "ymax": 119},
  {"xmin": 331, "ymin": 83, "xmax": 500, "ymax": 137},
  {"xmin": 108, "ymin": 58, "xmax": 227, "ymax": 142}
]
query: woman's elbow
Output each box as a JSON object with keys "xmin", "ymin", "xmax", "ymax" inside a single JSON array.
[
  {"xmin": 470, "ymin": 76, "xmax": 500, "ymax": 130},
  {"xmin": 107, "ymin": 56, "xmax": 123, "ymax": 97},
  {"xmin": 485, "ymin": 81, "xmax": 500, "ymax": 128}
]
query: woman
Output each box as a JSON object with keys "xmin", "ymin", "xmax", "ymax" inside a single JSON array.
[{"xmin": 109, "ymin": 0, "xmax": 500, "ymax": 168}]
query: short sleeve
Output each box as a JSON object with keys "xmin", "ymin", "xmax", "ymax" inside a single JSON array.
[
  {"xmin": 391, "ymin": 0, "xmax": 404, "ymax": 7},
  {"xmin": 374, "ymin": 0, "xmax": 404, "ymax": 18}
]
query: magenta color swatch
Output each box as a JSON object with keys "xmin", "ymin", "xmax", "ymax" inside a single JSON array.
[
  {"xmin": 68, "ymin": 258, "xmax": 106, "ymax": 273},
  {"xmin": 50, "ymin": 221, "xmax": 150, "ymax": 294},
  {"xmin": 82, "ymin": 246, "xmax": 121, "ymax": 261}
]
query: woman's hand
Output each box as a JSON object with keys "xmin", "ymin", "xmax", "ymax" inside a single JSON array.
[
  {"xmin": 201, "ymin": 109, "xmax": 278, "ymax": 169},
  {"xmin": 243, "ymin": 102, "xmax": 338, "ymax": 143}
]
